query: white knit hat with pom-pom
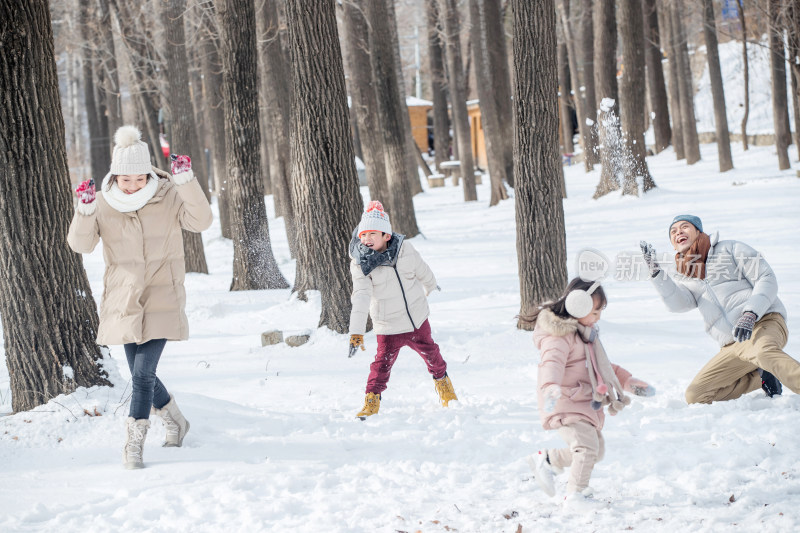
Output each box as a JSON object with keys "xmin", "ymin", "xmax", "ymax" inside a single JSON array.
[
  {"xmin": 109, "ymin": 125, "xmax": 153, "ymax": 175},
  {"xmin": 357, "ymin": 201, "xmax": 392, "ymax": 236}
]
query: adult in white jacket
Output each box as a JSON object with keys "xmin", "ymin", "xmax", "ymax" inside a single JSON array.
[
  {"xmin": 641, "ymin": 215, "xmax": 798, "ymax": 404},
  {"xmin": 348, "ymin": 201, "xmax": 457, "ymax": 418}
]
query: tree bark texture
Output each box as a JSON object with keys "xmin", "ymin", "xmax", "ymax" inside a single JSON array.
[
  {"xmin": 96, "ymin": 0, "xmax": 123, "ymax": 139},
  {"xmin": 426, "ymin": 0, "xmax": 451, "ymax": 172},
  {"xmin": 578, "ymin": 0, "xmax": 599, "ymax": 165},
  {"xmin": 671, "ymin": 0, "xmax": 701, "ymax": 165},
  {"xmin": 198, "ymin": 2, "xmax": 231, "ymax": 238},
  {"xmin": 484, "ymin": 0, "xmax": 515, "ymax": 187},
  {"xmin": 343, "ymin": 0, "xmax": 391, "ymax": 203},
  {"xmin": 216, "ymin": 0, "xmax": 288, "ymax": 291},
  {"xmin": 439, "ymin": 0, "xmax": 478, "ymax": 201},
  {"xmin": 737, "ymin": 0, "xmax": 749, "ymax": 151},
  {"xmin": 659, "ymin": 1, "xmax": 685, "ymax": 159},
  {"xmin": 642, "ymin": 0, "xmax": 671, "ymax": 153},
  {"xmin": 618, "ymin": 0, "xmax": 654, "ymax": 195},
  {"xmin": 788, "ymin": 1, "xmax": 800, "ymax": 157},
  {"xmin": 109, "ymin": 2, "xmax": 169, "ymax": 172},
  {"xmin": 469, "ymin": 0, "xmax": 509, "ymax": 206},
  {"xmin": 557, "ymin": 0, "xmax": 593, "ymax": 173},
  {"xmin": 256, "ymin": 0, "xmax": 298, "ymax": 258},
  {"xmin": 157, "ymin": 0, "xmax": 211, "ymax": 275},
  {"xmin": 0, "ymin": 0, "xmax": 112, "ymax": 412},
  {"xmin": 768, "ymin": 0, "xmax": 791, "ymax": 170},
  {"xmin": 368, "ymin": 0, "xmax": 423, "ymax": 232},
  {"xmin": 284, "ymin": 0, "xmax": 364, "ymax": 332},
  {"xmin": 386, "ymin": 0, "xmax": 424, "ymax": 197},
  {"xmin": 557, "ymin": 19, "xmax": 574, "ymax": 154},
  {"xmin": 592, "ymin": 0, "xmax": 621, "ymax": 198},
  {"xmin": 79, "ymin": 0, "xmax": 111, "ymax": 180},
  {"xmin": 701, "ymin": 0, "xmax": 733, "ymax": 172},
  {"xmin": 511, "ymin": 0, "xmax": 568, "ymax": 330}
]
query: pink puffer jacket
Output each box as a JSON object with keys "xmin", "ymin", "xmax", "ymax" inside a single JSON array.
[{"xmin": 534, "ymin": 308, "xmax": 632, "ymax": 430}]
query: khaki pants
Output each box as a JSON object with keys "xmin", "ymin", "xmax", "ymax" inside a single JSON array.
[
  {"xmin": 685, "ymin": 313, "xmax": 800, "ymax": 404},
  {"xmin": 547, "ymin": 420, "xmax": 605, "ymax": 493}
]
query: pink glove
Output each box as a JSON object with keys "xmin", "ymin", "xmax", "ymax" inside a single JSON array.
[
  {"xmin": 170, "ymin": 154, "xmax": 192, "ymax": 176},
  {"xmin": 75, "ymin": 179, "xmax": 96, "ymax": 204},
  {"xmin": 624, "ymin": 377, "xmax": 656, "ymax": 397}
]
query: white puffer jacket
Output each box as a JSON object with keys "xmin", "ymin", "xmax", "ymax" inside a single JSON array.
[
  {"xmin": 349, "ymin": 240, "xmax": 437, "ymax": 335},
  {"xmin": 651, "ymin": 232, "xmax": 786, "ymax": 346}
]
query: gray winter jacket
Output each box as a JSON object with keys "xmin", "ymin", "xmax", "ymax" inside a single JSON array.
[{"xmin": 651, "ymin": 232, "xmax": 786, "ymax": 347}]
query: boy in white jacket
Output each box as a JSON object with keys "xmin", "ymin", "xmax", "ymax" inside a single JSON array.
[{"xmin": 348, "ymin": 201, "xmax": 457, "ymax": 418}]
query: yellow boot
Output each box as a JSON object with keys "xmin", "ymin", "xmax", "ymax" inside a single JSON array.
[
  {"xmin": 434, "ymin": 374, "xmax": 458, "ymax": 407},
  {"xmin": 357, "ymin": 393, "xmax": 381, "ymax": 419}
]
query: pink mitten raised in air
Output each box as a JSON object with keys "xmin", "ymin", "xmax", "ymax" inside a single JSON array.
[
  {"xmin": 75, "ymin": 179, "xmax": 96, "ymax": 204},
  {"xmin": 170, "ymin": 154, "xmax": 192, "ymax": 176}
]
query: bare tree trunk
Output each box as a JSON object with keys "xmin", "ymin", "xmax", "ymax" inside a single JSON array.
[
  {"xmin": 79, "ymin": 0, "xmax": 111, "ymax": 179},
  {"xmin": 557, "ymin": 0, "xmax": 593, "ymax": 172},
  {"xmin": 284, "ymin": 0, "xmax": 364, "ymax": 332},
  {"xmin": 157, "ymin": 0, "xmax": 211, "ymax": 275},
  {"xmin": 580, "ymin": 0, "xmax": 599, "ymax": 165},
  {"xmin": 343, "ymin": 0, "xmax": 391, "ymax": 203},
  {"xmin": 1, "ymin": 0, "xmax": 112, "ymax": 412},
  {"xmin": 618, "ymin": 0, "xmax": 655, "ymax": 195},
  {"xmin": 769, "ymin": 0, "xmax": 791, "ymax": 170},
  {"xmin": 440, "ymin": 0, "xmax": 478, "ymax": 201},
  {"xmin": 512, "ymin": 0, "xmax": 568, "ymax": 331},
  {"xmin": 368, "ymin": 0, "xmax": 422, "ymax": 233},
  {"xmin": 469, "ymin": 0, "xmax": 509, "ymax": 206},
  {"xmin": 256, "ymin": 0, "xmax": 298, "ymax": 258},
  {"xmin": 737, "ymin": 0, "xmax": 750, "ymax": 151},
  {"xmin": 216, "ymin": 0, "xmax": 288, "ymax": 291},
  {"xmin": 485, "ymin": 0, "xmax": 515, "ymax": 186},
  {"xmin": 386, "ymin": 0, "xmax": 424, "ymax": 197},
  {"xmin": 96, "ymin": 0, "xmax": 122, "ymax": 137},
  {"xmin": 427, "ymin": 0, "xmax": 451, "ymax": 172},
  {"xmin": 643, "ymin": 0, "xmax": 671, "ymax": 153},
  {"xmin": 701, "ymin": 0, "xmax": 733, "ymax": 172},
  {"xmin": 197, "ymin": 2, "xmax": 231, "ymax": 238},
  {"xmin": 671, "ymin": 0, "xmax": 701, "ymax": 164},
  {"xmin": 660, "ymin": 0, "xmax": 685, "ymax": 159},
  {"xmin": 789, "ymin": 1, "xmax": 800, "ymax": 158},
  {"xmin": 592, "ymin": 0, "xmax": 621, "ymax": 198},
  {"xmin": 557, "ymin": 18, "xmax": 574, "ymax": 154},
  {"xmin": 109, "ymin": 1, "xmax": 169, "ymax": 171}
]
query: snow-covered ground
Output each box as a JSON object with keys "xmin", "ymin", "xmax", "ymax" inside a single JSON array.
[{"xmin": 1, "ymin": 142, "xmax": 799, "ymax": 532}]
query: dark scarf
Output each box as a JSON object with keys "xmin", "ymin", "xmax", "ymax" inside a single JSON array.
[
  {"xmin": 349, "ymin": 231, "xmax": 405, "ymax": 276},
  {"xmin": 675, "ymin": 232, "xmax": 711, "ymax": 279}
]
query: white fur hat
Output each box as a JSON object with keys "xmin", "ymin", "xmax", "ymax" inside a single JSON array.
[
  {"xmin": 109, "ymin": 125, "xmax": 153, "ymax": 175},
  {"xmin": 357, "ymin": 200, "xmax": 392, "ymax": 236}
]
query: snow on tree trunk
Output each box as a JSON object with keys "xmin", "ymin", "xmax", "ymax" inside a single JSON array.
[
  {"xmin": 0, "ymin": 0, "xmax": 112, "ymax": 412},
  {"xmin": 216, "ymin": 0, "xmax": 288, "ymax": 291}
]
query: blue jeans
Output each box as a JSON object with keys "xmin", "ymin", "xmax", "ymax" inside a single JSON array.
[{"xmin": 124, "ymin": 339, "xmax": 171, "ymax": 419}]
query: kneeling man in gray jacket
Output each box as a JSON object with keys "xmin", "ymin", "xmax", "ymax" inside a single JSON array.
[{"xmin": 640, "ymin": 215, "xmax": 798, "ymax": 404}]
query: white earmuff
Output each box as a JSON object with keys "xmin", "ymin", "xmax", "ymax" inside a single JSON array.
[{"xmin": 565, "ymin": 280, "xmax": 602, "ymax": 319}]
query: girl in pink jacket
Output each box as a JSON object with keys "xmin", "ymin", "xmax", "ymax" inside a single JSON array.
[{"xmin": 524, "ymin": 278, "xmax": 654, "ymax": 504}]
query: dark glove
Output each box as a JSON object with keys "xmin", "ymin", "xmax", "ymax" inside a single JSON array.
[
  {"xmin": 639, "ymin": 241, "xmax": 661, "ymax": 278},
  {"xmin": 170, "ymin": 154, "xmax": 192, "ymax": 176},
  {"xmin": 733, "ymin": 311, "xmax": 757, "ymax": 342},
  {"xmin": 348, "ymin": 334, "xmax": 365, "ymax": 357},
  {"xmin": 75, "ymin": 179, "xmax": 96, "ymax": 204}
]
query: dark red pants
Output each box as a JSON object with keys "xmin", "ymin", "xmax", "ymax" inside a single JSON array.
[{"xmin": 365, "ymin": 319, "xmax": 448, "ymax": 394}]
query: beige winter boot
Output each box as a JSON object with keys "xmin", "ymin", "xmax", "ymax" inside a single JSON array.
[
  {"xmin": 356, "ymin": 393, "xmax": 381, "ymax": 419},
  {"xmin": 152, "ymin": 395, "xmax": 190, "ymax": 447},
  {"xmin": 434, "ymin": 373, "xmax": 458, "ymax": 406},
  {"xmin": 123, "ymin": 417, "xmax": 150, "ymax": 470}
]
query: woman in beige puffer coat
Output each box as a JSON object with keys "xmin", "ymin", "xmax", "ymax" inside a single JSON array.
[{"xmin": 68, "ymin": 126, "xmax": 212, "ymax": 469}]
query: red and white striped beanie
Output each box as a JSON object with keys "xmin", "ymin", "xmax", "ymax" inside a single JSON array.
[{"xmin": 357, "ymin": 201, "xmax": 392, "ymax": 237}]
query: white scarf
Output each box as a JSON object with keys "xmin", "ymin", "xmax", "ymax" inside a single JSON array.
[{"xmin": 101, "ymin": 172, "xmax": 160, "ymax": 213}]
